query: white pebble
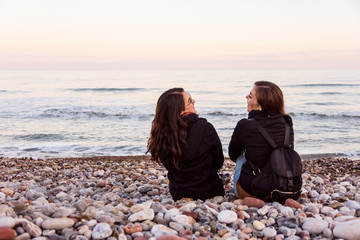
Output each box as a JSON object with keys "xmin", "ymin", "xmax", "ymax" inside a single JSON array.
[
  {"xmin": 263, "ymin": 227, "xmax": 277, "ymax": 237},
  {"xmin": 217, "ymin": 210, "xmax": 237, "ymax": 224},
  {"xmin": 92, "ymin": 223, "xmax": 112, "ymax": 240}
]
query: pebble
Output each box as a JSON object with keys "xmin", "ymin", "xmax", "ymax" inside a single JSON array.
[
  {"xmin": 217, "ymin": 210, "xmax": 237, "ymax": 224},
  {"xmin": 279, "ymin": 226, "xmax": 296, "ymax": 237},
  {"xmin": 92, "ymin": 222, "xmax": 112, "ymax": 239},
  {"xmin": 16, "ymin": 233, "xmax": 31, "ymax": 240},
  {"xmin": 253, "ymin": 220, "xmax": 265, "ymax": 231},
  {"xmin": 41, "ymin": 218, "xmax": 75, "ymax": 230},
  {"xmin": 131, "ymin": 201, "xmax": 152, "ymax": 213},
  {"xmin": 262, "ymin": 227, "xmax": 277, "ymax": 238},
  {"xmin": 322, "ymin": 228, "xmax": 332, "ymax": 238},
  {"xmin": 178, "ymin": 202, "xmax": 197, "ymax": 212},
  {"xmin": 151, "ymin": 224, "xmax": 178, "ymax": 238},
  {"xmin": 328, "ymin": 202, "xmax": 343, "ymax": 209},
  {"xmin": 277, "ymin": 206, "xmax": 294, "ymax": 217},
  {"xmin": 169, "ymin": 222, "xmax": 184, "ymax": 232},
  {"xmin": 0, "ymin": 217, "xmax": 21, "ymax": 228},
  {"xmin": 0, "ymin": 227, "xmax": 15, "ymax": 240},
  {"xmin": 0, "ymin": 156, "xmax": 359, "ymax": 239},
  {"xmin": 333, "ymin": 219, "xmax": 360, "ymax": 239},
  {"xmin": 343, "ymin": 200, "xmax": 360, "ymax": 210},
  {"xmin": 128, "ymin": 209, "xmax": 155, "ymax": 222},
  {"xmin": 284, "ymin": 217, "xmax": 298, "ymax": 228},
  {"xmin": 1, "ymin": 188, "xmax": 14, "ymax": 197},
  {"xmin": 257, "ymin": 205, "xmax": 270, "ymax": 215},
  {"xmin": 156, "ymin": 236, "xmax": 186, "ymax": 240},
  {"xmin": 243, "ymin": 197, "xmax": 266, "ymax": 208},
  {"xmin": 22, "ymin": 220, "xmax": 42, "ymax": 237},
  {"xmin": 171, "ymin": 214, "xmax": 189, "ymax": 226},
  {"xmin": 302, "ymin": 218, "xmax": 329, "ymax": 234},
  {"xmin": 164, "ymin": 208, "xmax": 180, "ymax": 222},
  {"xmin": 124, "ymin": 223, "xmax": 142, "ymax": 234},
  {"xmin": 285, "ymin": 198, "xmax": 303, "ymax": 209}
]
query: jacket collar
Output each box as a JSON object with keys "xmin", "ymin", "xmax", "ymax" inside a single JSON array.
[
  {"xmin": 182, "ymin": 112, "xmax": 199, "ymax": 123},
  {"xmin": 248, "ymin": 110, "xmax": 282, "ymax": 119}
]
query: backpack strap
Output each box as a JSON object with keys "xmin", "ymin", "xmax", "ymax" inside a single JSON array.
[
  {"xmin": 284, "ymin": 120, "xmax": 290, "ymax": 147},
  {"xmin": 251, "ymin": 119, "xmax": 278, "ymax": 149},
  {"xmin": 252, "ymin": 118, "xmax": 291, "ymax": 148},
  {"xmin": 243, "ymin": 119, "xmax": 276, "ymax": 175},
  {"xmin": 245, "ymin": 118, "xmax": 290, "ymax": 175},
  {"xmin": 243, "ymin": 160, "xmax": 262, "ymax": 175}
]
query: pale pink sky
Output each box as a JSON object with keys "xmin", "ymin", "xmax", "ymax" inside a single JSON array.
[{"xmin": 1, "ymin": 0, "xmax": 359, "ymax": 70}]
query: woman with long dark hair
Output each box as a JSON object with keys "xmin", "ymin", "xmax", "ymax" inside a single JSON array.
[
  {"xmin": 147, "ymin": 88, "xmax": 224, "ymax": 201},
  {"xmin": 229, "ymin": 81, "xmax": 295, "ymax": 199}
]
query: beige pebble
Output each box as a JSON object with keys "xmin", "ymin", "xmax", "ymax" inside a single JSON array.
[{"xmin": 253, "ymin": 220, "xmax": 265, "ymax": 231}]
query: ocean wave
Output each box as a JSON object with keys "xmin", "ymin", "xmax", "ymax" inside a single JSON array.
[
  {"xmin": 206, "ymin": 111, "xmax": 241, "ymax": 117},
  {"xmin": 300, "ymin": 151, "xmax": 360, "ymax": 160},
  {"xmin": 40, "ymin": 109, "xmax": 108, "ymax": 118},
  {"xmin": 23, "ymin": 147, "xmax": 41, "ymax": 152},
  {"xmin": 285, "ymin": 83, "xmax": 359, "ymax": 87},
  {"xmin": 39, "ymin": 108, "xmax": 153, "ymax": 120},
  {"xmin": 67, "ymin": 88, "xmax": 146, "ymax": 92},
  {"xmin": 289, "ymin": 112, "xmax": 360, "ymax": 119},
  {"xmin": 15, "ymin": 133, "xmax": 65, "ymax": 141},
  {"xmin": 319, "ymin": 92, "xmax": 343, "ymax": 95},
  {"xmin": 305, "ymin": 102, "xmax": 343, "ymax": 106},
  {"xmin": 202, "ymin": 110, "xmax": 360, "ymax": 120}
]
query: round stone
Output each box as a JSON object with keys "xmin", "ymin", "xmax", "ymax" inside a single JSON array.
[
  {"xmin": 171, "ymin": 214, "xmax": 189, "ymax": 226},
  {"xmin": 0, "ymin": 228, "xmax": 15, "ymax": 240},
  {"xmin": 164, "ymin": 208, "xmax": 180, "ymax": 222},
  {"xmin": 302, "ymin": 218, "xmax": 328, "ymax": 235},
  {"xmin": 217, "ymin": 210, "xmax": 237, "ymax": 224},
  {"xmin": 263, "ymin": 227, "xmax": 277, "ymax": 238},
  {"xmin": 151, "ymin": 224, "xmax": 178, "ymax": 238},
  {"xmin": 253, "ymin": 220, "xmax": 265, "ymax": 231},
  {"xmin": 333, "ymin": 219, "xmax": 360, "ymax": 239},
  {"xmin": 92, "ymin": 223, "xmax": 112, "ymax": 240}
]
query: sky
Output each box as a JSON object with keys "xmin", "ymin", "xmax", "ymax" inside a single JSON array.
[{"xmin": 1, "ymin": 0, "xmax": 360, "ymax": 70}]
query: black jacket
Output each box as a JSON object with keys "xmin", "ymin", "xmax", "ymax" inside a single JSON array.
[
  {"xmin": 228, "ymin": 110, "xmax": 294, "ymax": 195},
  {"xmin": 164, "ymin": 113, "xmax": 225, "ymax": 201}
]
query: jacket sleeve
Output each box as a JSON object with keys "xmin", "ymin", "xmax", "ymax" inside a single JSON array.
[
  {"xmin": 228, "ymin": 120, "xmax": 246, "ymax": 162},
  {"xmin": 203, "ymin": 122, "xmax": 224, "ymax": 170},
  {"xmin": 284, "ymin": 115, "xmax": 295, "ymax": 149}
]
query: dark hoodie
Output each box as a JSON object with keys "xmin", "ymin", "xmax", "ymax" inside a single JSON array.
[
  {"xmin": 164, "ymin": 113, "xmax": 225, "ymax": 201},
  {"xmin": 228, "ymin": 110, "xmax": 294, "ymax": 196}
]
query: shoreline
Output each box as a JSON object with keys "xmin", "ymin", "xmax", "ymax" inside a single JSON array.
[
  {"xmin": 1, "ymin": 156, "xmax": 360, "ymax": 239},
  {"xmin": 2, "ymin": 152, "xmax": 360, "ymax": 162}
]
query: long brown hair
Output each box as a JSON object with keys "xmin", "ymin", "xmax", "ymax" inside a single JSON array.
[
  {"xmin": 147, "ymin": 88, "xmax": 188, "ymax": 168},
  {"xmin": 254, "ymin": 81, "xmax": 285, "ymax": 115}
]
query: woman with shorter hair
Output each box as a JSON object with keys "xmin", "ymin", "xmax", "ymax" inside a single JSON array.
[
  {"xmin": 229, "ymin": 81, "xmax": 295, "ymax": 199},
  {"xmin": 147, "ymin": 88, "xmax": 225, "ymax": 201}
]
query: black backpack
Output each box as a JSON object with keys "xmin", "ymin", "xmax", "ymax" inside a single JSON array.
[{"xmin": 247, "ymin": 118, "xmax": 302, "ymax": 203}]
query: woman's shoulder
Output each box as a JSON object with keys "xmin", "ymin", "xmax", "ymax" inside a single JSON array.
[
  {"xmin": 283, "ymin": 114, "xmax": 293, "ymax": 126},
  {"xmin": 192, "ymin": 116, "xmax": 208, "ymax": 126},
  {"xmin": 188, "ymin": 116, "xmax": 212, "ymax": 132},
  {"xmin": 197, "ymin": 117, "xmax": 217, "ymax": 132},
  {"xmin": 236, "ymin": 118, "xmax": 252, "ymax": 128}
]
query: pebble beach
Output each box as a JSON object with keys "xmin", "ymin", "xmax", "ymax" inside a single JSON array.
[{"xmin": 0, "ymin": 156, "xmax": 360, "ymax": 240}]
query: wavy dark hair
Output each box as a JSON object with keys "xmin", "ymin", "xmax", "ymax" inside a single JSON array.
[
  {"xmin": 147, "ymin": 88, "xmax": 188, "ymax": 168},
  {"xmin": 254, "ymin": 81, "xmax": 286, "ymax": 116}
]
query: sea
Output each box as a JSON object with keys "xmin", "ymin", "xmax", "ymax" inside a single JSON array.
[{"xmin": 0, "ymin": 70, "xmax": 359, "ymax": 160}]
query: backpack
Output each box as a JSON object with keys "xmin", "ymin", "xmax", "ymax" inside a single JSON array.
[{"xmin": 247, "ymin": 118, "xmax": 302, "ymax": 204}]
